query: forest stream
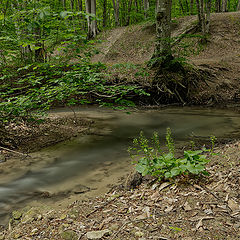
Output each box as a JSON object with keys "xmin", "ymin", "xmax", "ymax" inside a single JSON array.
[{"xmin": 1, "ymin": 106, "xmax": 240, "ymax": 226}]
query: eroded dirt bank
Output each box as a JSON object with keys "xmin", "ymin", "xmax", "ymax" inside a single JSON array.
[{"xmin": 92, "ymin": 12, "xmax": 240, "ymax": 105}]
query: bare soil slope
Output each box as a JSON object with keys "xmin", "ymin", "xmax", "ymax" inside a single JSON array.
[{"xmin": 92, "ymin": 12, "xmax": 240, "ymax": 104}]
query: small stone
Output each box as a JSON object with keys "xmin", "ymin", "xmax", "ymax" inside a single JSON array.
[
  {"xmin": 86, "ymin": 229, "xmax": 111, "ymax": 239},
  {"xmin": 60, "ymin": 230, "xmax": 78, "ymax": 240}
]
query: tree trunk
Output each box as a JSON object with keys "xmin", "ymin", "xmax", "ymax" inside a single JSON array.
[
  {"xmin": 85, "ymin": 0, "xmax": 97, "ymax": 39},
  {"xmin": 185, "ymin": 0, "xmax": 189, "ymax": 13},
  {"xmin": 215, "ymin": 0, "xmax": 220, "ymax": 12},
  {"xmin": 153, "ymin": 0, "xmax": 172, "ymax": 63},
  {"xmin": 196, "ymin": 0, "xmax": 206, "ymax": 34},
  {"xmin": 144, "ymin": 0, "xmax": 149, "ymax": 18},
  {"xmin": 35, "ymin": 27, "xmax": 45, "ymax": 63},
  {"xmin": 77, "ymin": 0, "xmax": 83, "ymax": 11},
  {"xmin": 62, "ymin": 0, "xmax": 67, "ymax": 10},
  {"xmin": 103, "ymin": 0, "xmax": 107, "ymax": 27},
  {"xmin": 237, "ymin": 0, "xmax": 240, "ymax": 11},
  {"xmin": 112, "ymin": 0, "xmax": 120, "ymax": 26},
  {"xmin": 190, "ymin": 0, "xmax": 194, "ymax": 15},
  {"xmin": 222, "ymin": 0, "xmax": 227, "ymax": 12},
  {"xmin": 126, "ymin": 0, "xmax": 133, "ymax": 25},
  {"xmin": 205, "ymin": 0, "xmax": 211, "ymax": 33}
]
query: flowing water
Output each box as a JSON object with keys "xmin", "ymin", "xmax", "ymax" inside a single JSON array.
[{"xmin": 1, "ymin": 106, "xmax": 240, "ymax": 225}]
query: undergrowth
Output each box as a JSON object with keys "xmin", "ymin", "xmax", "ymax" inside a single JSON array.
[
  {"xmin": 129, "ymin": 128, "xmax": 215, "ymax": 181},
  {"xmin": 0, "ymin": 58, "xmax": 149, "ymax": 123}
]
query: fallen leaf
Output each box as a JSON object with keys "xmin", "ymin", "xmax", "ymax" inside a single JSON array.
[
  {"xmin": 228, "ymin": 199, "xmax": 240, "ymax": 212},
  {"xmin": 165, "ymin": 205, "xmax": 174, "ymax": 213},
  {"xmin": 183, "ymin": 201, "xmax": 192, "ymax": 211}
]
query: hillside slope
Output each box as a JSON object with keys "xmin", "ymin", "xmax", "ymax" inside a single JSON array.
[{"xmin": 92, "ymin": 12, "xmax": 240, "ymax": 105}]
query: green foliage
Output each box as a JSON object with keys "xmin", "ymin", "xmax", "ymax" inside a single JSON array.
[
  {"xmin": 129, "ymin": 129, "xmax": 212, "ymax": 181},
  {"xmin": 0, "ymin": 59, "xmax": 148, "ymax": 123}
]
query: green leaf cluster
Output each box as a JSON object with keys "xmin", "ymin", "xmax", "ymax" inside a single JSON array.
[
  {"xmin": 0, "ymin": 59, "xmax": 148, "ymax": 123},
  {"xmin": 129, "ymin": 128, "xmax": 212, "ymax": 181}
]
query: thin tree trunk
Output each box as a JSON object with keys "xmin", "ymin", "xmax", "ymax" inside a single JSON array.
[
  {"xmin": 90, "ymin": 0, "xmax": 97, "ymax": 37},
  {"xmin": 143, "ymin": 0, "xmax": 149, "ymax": 18},
  {"xmin": 126, "ymin": 0, "xmax": 133, "ymax": 25},
  {"xmin": 237, "ymin": 0, "xmax": 240, "ymax": 11},
  {"xmin": 62, "ymin": 0, "xmax": 67, "ymax": 10},
  {"xmin": 185, "ymin": 0, "xmax": 189, "ymax": 13},
  {"xmin": 35, "ymin": 27, "xmax": 45, "ymax": 63},
  {"xmin": 85, "ymin": 0, "xmax": 97, "ymax": 39},
  {"xmin": 103, "ymin": 0, "xmax": 107, "ymax": 27},
  {"xmin": 196, "ymin": 0, "xmax": 206, "ymax": 34},
  {"xmin": 206, "ymin": 0, "xmax": 211, "ymax": 33},
  {"xmin": 112, "ymin": 0, "xmax": 120, "ymax": 26},
  {"xmin": 190, "ymin": 0, "xmax": 194, "ymax": 14},
  {"xmin": 78, "ymin": 0, "xmax": 83, "ymax": 10},
  {"xmin": 154, "ymin": 0, "xmax": 172, "ymax": 60},
  {"xmin": 222, "ymin": 0, "xmax": 227, "ymax": 12}
]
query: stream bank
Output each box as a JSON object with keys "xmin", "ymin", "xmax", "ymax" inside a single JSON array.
[
  {"xmin": 1, "ymin": 140, "xmax": 240, "ymax": 240},
  {"xmin": 1, "ymin": 107, "xmax": 240, "ymax": 239}
]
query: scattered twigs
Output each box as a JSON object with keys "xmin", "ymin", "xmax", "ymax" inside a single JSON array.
[
  {"xmin": 0, "ymin": 146, "xmax": 29, "ymax": 158},
  {"xmin": 109, "ymin": 221, "xmax": 129, "ymax": 240},
  {"xmin": 193, "ymin": 184, "xmax": 221, "ymax": 201},
  {"xmin": 110, "ymin": 217, "xmax": 169, "ymax": 240},
  {"xmin": 85, "ymin": 194, "xmax": 122, "ymax": 218}
]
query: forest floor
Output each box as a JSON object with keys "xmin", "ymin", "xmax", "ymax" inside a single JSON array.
[{"xmin": 1, "ymin": 12, "xmax": 240, "ymax": 240}]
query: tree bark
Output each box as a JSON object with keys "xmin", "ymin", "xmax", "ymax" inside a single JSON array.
[
  {"xmin": 112, "ymin": 0, "xmax": 120, "ymax": 26},
  {"xmin": 143, "ymin": 0, "xmax": 149, "ymax": 18},
  {"xmin": 196, "ymin": 0, "xmax": 206, "ymax": 34},
  {"xmin": 237, "ymin": 0, "xmax": 240, "ymax": 11},
  {"xmin": 85, "ymin": 0, "xmax": 97, "ymax": 39},
  {"xmin": 153, "ymin": 0, "xmax": 172, "ymax": 62},
  {"xmin": 215, "ymin": 0, "xmax": 221, "ymax": 12},
  {"xmin": 178, "ymin": 0, "xmax": 185, "ymax": 14},
  {"xmin": 103, "ymin": 0, "xmax": 107, "ymax": 27},
  {"xmin": 222, "ymin": 0, "xmax": 227, "ymax": 12},
  {"xmin": 206, "ymin": 0, "xmax": 211, "ymax": 33},
  {"xmin": 190, "ymin": 0, "xmax": 194, "ymax": 15},
  {"xmin": 77, "ymin": 0, "xmax": 83, "ymax": 11},
  {"xmin": 62, "ymin": 0, "xmax": 67, "ymax": 10},
  {"xmin": 126, "ymin": 0, "xmax": 133, "ymax": 25}
]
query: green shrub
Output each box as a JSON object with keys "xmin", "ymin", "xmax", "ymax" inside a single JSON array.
[{"xmin": 129, "ymin": 128, "xmax": 212, "ymax": 181}]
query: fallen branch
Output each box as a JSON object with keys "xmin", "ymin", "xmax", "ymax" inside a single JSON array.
[
  {"xmin": 0, "ymin": 146, "xmax": 29, "ymax": 157},
  {"xmin": 172, "ymin": 24, "xmax": 199, "ymax": 46}
]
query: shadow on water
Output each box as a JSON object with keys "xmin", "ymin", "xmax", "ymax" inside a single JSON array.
[{"xmin": 1, "ymin": 107, "xmax": 240, "ymax": 225}]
